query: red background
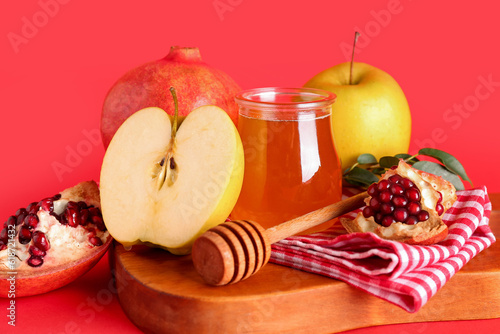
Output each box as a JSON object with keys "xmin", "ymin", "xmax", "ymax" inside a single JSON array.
[{"xmin": 1, "ymin": 0, "xmax": 499, "ymax": 333}]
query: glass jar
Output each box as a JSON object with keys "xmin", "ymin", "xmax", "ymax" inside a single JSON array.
[{"xmin": 231, "ymin": 87, "xmax": 342, "ymax": 233}]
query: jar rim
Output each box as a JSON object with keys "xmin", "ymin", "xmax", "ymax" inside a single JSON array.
[
  {"xmin": 235, "ymin": 87, "xmax": 336, "ymax": 109},
  {"xmin": 235, "ymin": 87, "xmax": 336, "ymax": 120}
]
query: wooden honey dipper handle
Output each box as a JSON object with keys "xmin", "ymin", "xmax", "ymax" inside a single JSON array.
[
  {"xmin": 265, "ymin": 191, "xmax": 368, "ymax": 244},
  {"xmin": 192, "ymin": 192, "xmax": 368, "ymax": 286}
]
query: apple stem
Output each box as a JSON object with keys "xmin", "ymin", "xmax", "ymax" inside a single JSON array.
[
  {"xmin": 170, "ymin": 87, "xmax": 179, "ymax": 141},
  {"xmin": 167, "ymin": 87, "xmax": 180, "ymax": 187},
  {"xmin": 349, "ymin": 31, "xmax": 360, "ymax": 85},
  {"xmin": 156, "ymin": 88, "xmax": 180, "ymax": 191}
]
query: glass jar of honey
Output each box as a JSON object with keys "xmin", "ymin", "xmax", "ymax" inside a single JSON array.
[{"xmin": 231, "ymin": 87, "xmax": 342, "ymax": 233}]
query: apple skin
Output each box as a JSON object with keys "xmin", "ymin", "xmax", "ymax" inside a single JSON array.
[
  {"xmin": 101, "ymin": 46, "xmax": 241, "ymax": 148},
  {"xmin": 304, "ymin": 62, "xmax": 411, "ymax": 168}
]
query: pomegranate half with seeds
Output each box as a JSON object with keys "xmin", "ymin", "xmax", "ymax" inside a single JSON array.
[
  {"xmin": 0, "ymin": 181, "xmax": 112, "ymax": 297},
  {"xmin": 341, "ymin": 160, "xmax": 457, "ymax": 245}
]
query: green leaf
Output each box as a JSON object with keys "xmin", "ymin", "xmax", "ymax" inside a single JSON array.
[
  {"xmin": 371, "ymin": 168, "xmax": 387, "ymax": 175},
  {"xmin": 418, "ymin": 148, "xmax": 472, "ymax": 186},
  {"xmin": 357, "ymin": 153, "xmax": 377, "ymax": 165},
  {"xmin": 379, "ymin": 156, "xmax": 400, "ymax": 168},
  {"xmin": 412, "ymin": 161, "xmax": 465, "ymax": 190},
  {"xmin": 343, "ymin": 166, "xmax": 379, "ymax": 187},
  {"xmin": 342, "ymin": 163, "xmax": 358, "ymax": 176},
  {"xmin": 395, "ymin": 153, "xmax": 419, "ymax": 165},
  {"xmin": 343, "ymin": 179, "xmax": 368, "ymax": 188}
]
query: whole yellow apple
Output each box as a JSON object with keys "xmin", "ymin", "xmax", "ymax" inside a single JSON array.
[{"xmin": 304, "ymin": 62, "xmax": 411, "ymax": 168}]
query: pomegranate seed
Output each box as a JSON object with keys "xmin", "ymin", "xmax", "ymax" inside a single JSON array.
[
  {"xmin": 89, "ymin": 236, "xmax": 103, "ymax": 246},
  {"xmin": 16, "ymin": 210, "xmax": 27, "ymax": 226},
  {"xmin": 0, "ymin": 228, "xmax": 8, "ymax": 243},
  {"xmin": 16, "ymin": 216, "xmax": 25, "ymax": 226},
  {"xmin": 405, "ymin": 188, "xmax": 421, "ymax": 202},
  {"xmin": 380, "ymin": 203, "xmax": 395, "ymax": 215},
  {"xmin": 369, "ymin": 197, "xmax": 382, "ymax": 211},
  {"xmin": 367, "ymin": 183, "xmax": 378, "ymax": 197},
  {"xmin": 388, "ymin": 174, "xmax": 402, "ymax": 184},
  {"xmin": 4, "ymin": 216, "xmax": 16, "ymax": 229},
  {"xmin": 89, "ymin": 207, "xmax": 105, "ymax": 230},
  {"xmin": 80, "ymin": 209, "xmax": 90, "ymax": 226},
  {"xmin": 39, "ymin": 198, "xmax": 54, "ymax": 212},
  {"xmin": 27, "ymin": 256, "xmax": 44, "ymax": 267},
  {"xmin": 67, "ymin": 201, "xmax": 79, "ymax": 211},
  {"xmin": 407, "ymin": 201, "xmax": 421, "ymax": 215},
  {"xmin": 366, "ymin": 175, "xmax": 434, "ymax": 227},
  {"xmin": 381, "ymin": 215, "xmax": 395, "ymax": 227},
  {"xmin": 437, "ymin": 191, "xmax": 443, "ymax": 203},
  {"xmin": 29, "ymin": 245, "xmax": 46, "ymax": 257},
  {"xmin": 392, "ymin": 195, "xmax": 408, "ymax": 208},
  {"xmin": 59, "ymin": 213, "xmax": 68, "ymax": 225},
  {"xmin": 406, "ymin": 216, "xmax": 419, "ymax": 225},
  {"xmin": 379, "ymin": 191, "xmax": 393, "ymax": 203},
  {"xmin": 65, "ymin": 207, "xmax": 81, "ymax": 228},
  {"xmin": 363, "ymin": 206, "xmax": 375, "ymax": 218},
  {"xmin": 436, "ymin": 203, "xmax": 444, "ymax": 216},
  {"xmin": 86, "ymin": 227, "xmax": 97, "ymax": 237},
  {"xmin": 18, "ymin": 226, "xmax": 32, "ymax": 244},
  {"xmin": 24, "ymin": 213, "xmax": 39, "ymax": 229},
  {"xmin": 376, "ymin": 179, "xmax": 390, "ymax": 192},
  {"xmin": 390, "ymin": 165, "xmax": 398, "ymax": 170},
  {"xmin": 26, "ymin": 202, "xmax": 40, "ymax": 214},
  {"xmin": 393, "ymin": 208, "xmax": 409, "ymax": 222},
  {"xmin": 93, "ymin": 216, "xmax": 106, "ymax": 231},
  {"xmin": 390, "ymin": 183, "xmax": 405, "ymax": 195},
  {"xmin": 32, "ymin": 231, "xmax": 50, "ymax": 251},
  {"xmin": 78, "ymin": 201, "xmax": 88, "ymax": 210},
  {"xmin": 53, "ymin": 194, "xmax": 62, "ymax": 200},
  {"xmin": 400, "ymin": 178, "xmax": 415, "ymax": 189},
  {"xmin": 405, "ymin": 188, "xmax": 420, "ymax": 202},
  {"xmin": 88, "ymin": 207, "xmax": 102, "ymax": 218},
  {"xmin": 15, "ymin": 208, "xmax": 27, "ymax": 217},
  {"xmin": 417, "ymin": 210, "xmax": 430, "ymax": 221}
]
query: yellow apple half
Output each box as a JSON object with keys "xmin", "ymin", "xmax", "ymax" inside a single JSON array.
[
  {"xmin": 304, "ymin": 62, "xmax": 411, "ymax": 168},
  {"xmin": 100, "ymin": 106, "xmax": 244, "ymax": 255}
]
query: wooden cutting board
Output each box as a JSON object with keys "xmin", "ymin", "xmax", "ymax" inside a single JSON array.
[{"xmin": 110, "ymin": 197, "xmax": 500, "ymax": 334}]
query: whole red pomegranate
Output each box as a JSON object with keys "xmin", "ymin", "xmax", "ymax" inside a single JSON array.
[{"xmin": 101, "ymin": 46, "xmax": 241, "ymax": 148}]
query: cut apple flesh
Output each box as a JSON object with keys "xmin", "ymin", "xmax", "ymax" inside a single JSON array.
[{"xmin": 100, "ymin": 106, "xmax": 244, "ymax": 254}]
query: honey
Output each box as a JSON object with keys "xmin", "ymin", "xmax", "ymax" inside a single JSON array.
[{"xmin": 231, "ymin": 88, "xmax": 342, "ymax": 232}]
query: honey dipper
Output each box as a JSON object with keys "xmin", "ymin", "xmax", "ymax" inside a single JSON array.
[{"xmin": 192, "ymin": 191, "xmax": 368, "ymax": 286}]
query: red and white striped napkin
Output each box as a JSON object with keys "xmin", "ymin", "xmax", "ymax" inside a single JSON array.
[{"xmin": 270, "ymin": 186, "xmax": 495, "ymax": 313}]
